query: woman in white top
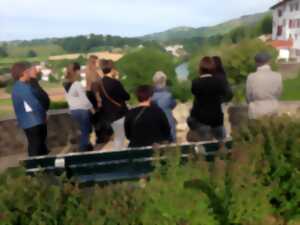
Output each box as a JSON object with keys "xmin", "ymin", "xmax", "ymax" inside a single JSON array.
[{"xmin": 63, "ymin": 63, "xmax": 94, "ymax": 151}]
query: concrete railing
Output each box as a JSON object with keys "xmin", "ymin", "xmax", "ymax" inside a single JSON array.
[{"xmin": 0, "ymin": 101, "xmax": 299, "ymax": 158}]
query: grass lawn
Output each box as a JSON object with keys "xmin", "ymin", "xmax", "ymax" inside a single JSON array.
[{"xmin": 281, "ymin": 75, "xmax": 300, "ymax": 101}]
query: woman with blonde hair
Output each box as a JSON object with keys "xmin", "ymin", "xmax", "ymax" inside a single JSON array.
[
  {"xmin": 64, "ymin": 62, "xmax": 94, "ymax": 151},
  {"xmin": 152, "ymin": 71, "xmax": 177, "ymax": 142}
]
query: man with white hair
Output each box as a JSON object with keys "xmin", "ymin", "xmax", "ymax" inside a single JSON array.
[
  {"xmin": 152, "ymin": 71, "xmax": 177, "ymax": 142},
  {"xmin": 246, "ymin": 52, "xmax": 282, "ymax": 119}
]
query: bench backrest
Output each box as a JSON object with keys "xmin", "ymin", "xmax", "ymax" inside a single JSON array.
[{"xmin": 23, "ymin": 140, "xmax": 233, "ymax": 185}]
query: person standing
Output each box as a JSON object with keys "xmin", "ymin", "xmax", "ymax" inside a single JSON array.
[
  {"xmin": 246, "ymin": 53, "xmax": 282, "ymax": 119},
  {"xmin": 125, "ymin": 85, "xmax": 171, "ymax": 148},
  {"xmin": 212, "ymin": 56, "xmax": 233, "ymax": 103},
  {"xmin": 85, "ymin": 55, "xmax": 102, "ymax": 108},
  {"xmin": 63, "ymin": 63, "xmax": 94, "ymax": 152},
  {"xmin": 11, "ymin": 62, "xmax": 48, "ymax": 157},
  {"xmin": 93, "ymin": 60, "xmax": 130, "ymax": 150},
  {"xmin": 152, "ymin": 71, "xmax": 177, "ymax": 142},
  {"xmin": 187, "ymin": 57, "xmax": 228, "ymax": 142}
]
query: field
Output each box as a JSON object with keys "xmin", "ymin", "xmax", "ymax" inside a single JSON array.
[{"xmin": 281, "ymin": 75, "xmax": 300, "ymax": 101}]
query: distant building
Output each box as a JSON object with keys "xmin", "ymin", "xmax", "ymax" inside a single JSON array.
[
  {"xmin": 271, "ymin": 0, "xmax": 300, "ymax": 61},
  {"xmin": 165, "ymin": 45, "xmax": 185, "ymax": 57}
]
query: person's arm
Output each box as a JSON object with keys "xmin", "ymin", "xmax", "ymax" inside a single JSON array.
[
  {"xmin": 168, "ymin": 93, "xmax": 177, "ymax": 109},
  {"xmin": 75, "ymin": 82, "xmax": 93, "ymax": 110},
  {"xmin": 191, "ymin": 79, "xmax": 201, "ymax": 96},
  {"xmin": 275, "ymin": 74, "xmax": 283, "ymax": 99},
  {"xmin": 220, "ymin": 79, "xmax": 233, "ymax": 103},
  {"xmin": 246, "ymin": 75, "xmax": 254, "ymax": 103},
  {"xmin": 124, "ymin": 113, "xmax": 132, "ymax": 140},
  {"xmin": 115, "ymin": 81, "xmax": 130, "ymax": 101},
  {"xmin": 30, "ymin": 79, "xmax": 51, "ymax": 110},
  {"xmin": 159, "ymin": 109, "xmax": 171, "ymax": 142},
  {"xmin": 23, "ymin": 85, "xmax": 46, "ymax": 115}
]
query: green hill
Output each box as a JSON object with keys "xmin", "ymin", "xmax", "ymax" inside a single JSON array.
[{"xmin": 141, "ymin": 12, "xmax": 269, "ymax": 42}]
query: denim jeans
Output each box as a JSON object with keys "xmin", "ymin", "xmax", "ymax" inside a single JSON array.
[{"xmin": 71, "ymin": 110, "xmax": 93, "ymax": 151}]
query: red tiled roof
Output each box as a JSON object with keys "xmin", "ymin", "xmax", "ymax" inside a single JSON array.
[
  {"xmin": 271, "ymin": 39, "xmax": 293, "ymax": 48},
  {"xmin": 271, "ymin": 0, "xmax": 292, "ymax": 9}
]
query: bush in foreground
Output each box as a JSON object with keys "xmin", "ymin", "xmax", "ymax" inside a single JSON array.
[{"xmin": 0, "ymin": 117, "xmax": 300, "ymax": 225}]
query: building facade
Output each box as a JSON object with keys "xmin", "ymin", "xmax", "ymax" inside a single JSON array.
[{"xmin": 271, "ymin": 0, "xmax": 300, "ymax": 60}]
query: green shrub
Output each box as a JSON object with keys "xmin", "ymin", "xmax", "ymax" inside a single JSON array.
[
  {"xmin": 50, "ymin": 101, "xmax": 68, "ymax": 110},
  {"xmin": 0, "ymin": 118, "xmax": 299, "ymax": 224}
]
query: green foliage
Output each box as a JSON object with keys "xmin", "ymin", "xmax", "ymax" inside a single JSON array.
[
  {"xmin": 55, "ymin": 34, "xmax": 144, "ymax": 53},
  {"xmin": 117, "ymin": 47, "xmax": 190, "ymax": 102},
  {"xmin": 281, "ymin": 73, "xmax": 300, "ymax": 101},
  {"xmin": 1, "ymin": 118, "xmax": 300, "ymax": 224},
  {"xmin": 0, "ymin": 47, "xmax": 8, "ymax": 58},
  {"xmin": 50, "ymin": 101, "xmax": 68, "ymax": 110},
  {"xmin": 236, "ymin": 117, "xmax": 300, "ymax": 222}
]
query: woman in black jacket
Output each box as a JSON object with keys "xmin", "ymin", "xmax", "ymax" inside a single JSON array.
[
  {"xmin": 187, "ymin": 56, "xmax": 228, "ymax": 142},
  {"xmin": 125, "ymin": 85, "xmax": 171, "ymax": 148},
  {"xmin": 93, "ymin": 60, "xmax": 130, "ymax": 149}
]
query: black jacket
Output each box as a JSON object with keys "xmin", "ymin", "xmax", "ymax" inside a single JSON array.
[
  {"xmin": 30, "ymin": 79, "xmax": 50, "ymax": 111},
  {"xmin": 190, "ymin": 75, "xmax": 228, "ymax": 127},
  {"xmin": 99, "ymin": 77, "xmax": 130, "ymax": 122},
  {"xmin": 125, "ymin": 105, "xmax": 171, "ymax": 148}
]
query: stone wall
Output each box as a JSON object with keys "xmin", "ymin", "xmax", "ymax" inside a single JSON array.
[
  {"xmin": 1, "ymin": 102, "xmax": 300, "ymax": 158},
  {"xmin": 0, "ymin": 110, "xmax": 79, "ymax": 157}
]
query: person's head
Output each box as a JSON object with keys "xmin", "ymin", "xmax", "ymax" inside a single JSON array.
[
  {"xmin": 135, "ymin": 85, "xmax": 153, "ymax": 103},
  {"xmin": 212, "ymin": 56, "xmax": 225, "ymax": 75},
  {"xmin": 153, "ymin": 71, "xmax": 167, "ymax": 89},
  {"xmin": 101, "ymin": 60, "xmax": 115, "ymax": 75},
  {"xmin": 65, "ymin": 62, "xmax": 81, "ymax": 82},
  {"xmin": 11, "ymin": 62, "xmax": 32, "ymax": 81},
  {"xmin": 255, "ymin": 52, "xmax": 271, "ymax": 67},
  {"xmin": 199, "ymin": 56, "xmax": 216, "ymax": 76},
  {"xmin": 87, "ymin": 55, "xmax": 98, "ymax": 69}
]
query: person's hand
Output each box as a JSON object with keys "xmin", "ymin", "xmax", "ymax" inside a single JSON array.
[{"xmin": 90, "ymin": 108, "xmax": 96, "ymax": 114}]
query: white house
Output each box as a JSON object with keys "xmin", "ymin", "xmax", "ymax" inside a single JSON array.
[{"xmin": 271, "ymin": 0, "xmax": 300, "ymax": 60}]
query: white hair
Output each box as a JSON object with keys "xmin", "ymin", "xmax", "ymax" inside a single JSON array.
[{"xmin": 153, "ymin": 71, "xmax": 167, "ymax": 89}]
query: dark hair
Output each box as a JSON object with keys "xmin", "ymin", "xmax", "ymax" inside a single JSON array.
[
  {"xmin": 212, "ymin": 56, "xmax": 226, "ymax": 75},
  {"xmin": 66, "ymin": 62, "xmax": 81, "ymax": 81},
  {"xmin": 199, "ymin": 57, "xmax": 216, "ymax": 75},
  {"xmin": 135, "ymin": 85, "xmax": 153, "ymax": 102},
  {"xmin": 101, "ymin": 59, "xmax": 114, "ymax": 74},
  {"xmin": 11, "ymin": 62, "xmax": 31, "ymax": 80}
]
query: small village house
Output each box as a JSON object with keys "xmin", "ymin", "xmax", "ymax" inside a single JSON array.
[{"xmin": 271, "ymin": 0, "xmax": 300, "ymax": 61}]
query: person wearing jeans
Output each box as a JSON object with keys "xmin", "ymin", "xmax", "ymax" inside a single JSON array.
[
  {"xmin": 11, "ymin": 62, "xmax": 48, "ymax": 157},
  {"xmin": 64, "ymin": 63, "xmax": 94, "ymax": 152},
  {"xmin": 70, "ymin": 110, "xmax": 92, "ymax": 151}
]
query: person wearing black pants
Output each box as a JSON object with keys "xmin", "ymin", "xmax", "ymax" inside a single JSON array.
[
  {"xmin": 24, "ymin": 124, "xmax": 48, "ymax": 157},
  {"xmin": 11, "ymin": 62, "xmax": 48, "ymax": 157}
]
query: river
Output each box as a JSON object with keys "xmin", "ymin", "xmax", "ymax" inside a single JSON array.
[{"xmin": 175, "ymin": 62, "xmax": 189, "ymax": 81}]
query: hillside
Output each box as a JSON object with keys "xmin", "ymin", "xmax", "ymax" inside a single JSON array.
[{"xmin": 141, "ymin": 12, "xmax": 269, "ymax": 42}]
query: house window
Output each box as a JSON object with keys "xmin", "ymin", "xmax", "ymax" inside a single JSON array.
[
  {"xmin": 296, "ymin": 2, "xmax": 299, "ymax": 11},
  {"xmin": 297, "ymin": 19, "xmax": 300, "ymax": 28},
  {"xmin": 289, "ymin": 20, "xmax": 293, "ymax": 28},
  {"xmin": 278, "ymin": 9, "xmax": 283, "ymax": 17},
  {"xmin": 277, "ymin": 26, "xmax": 283, "ymax": 36}
]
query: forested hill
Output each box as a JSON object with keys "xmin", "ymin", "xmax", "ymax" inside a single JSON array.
[{"xmin": 141, "ymin": 12, "xmax": 269, "ymax": 42}]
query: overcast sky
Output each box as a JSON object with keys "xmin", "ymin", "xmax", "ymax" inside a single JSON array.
[{"xmin": 0, "ymin": 0, "xmax": 278, "ymax": 41}]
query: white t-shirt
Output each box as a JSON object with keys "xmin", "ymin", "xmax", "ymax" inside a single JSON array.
[{"xmin": 64, "ymin": 81, "xmax": 93, "ymax": 111}]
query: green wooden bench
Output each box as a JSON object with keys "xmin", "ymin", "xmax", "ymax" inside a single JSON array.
[{"xmin": 23, "ymin": 140, "xmax": 233, "ymax": 185}]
